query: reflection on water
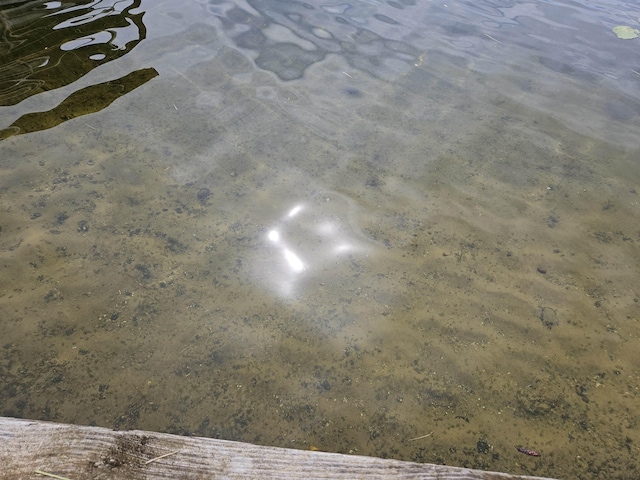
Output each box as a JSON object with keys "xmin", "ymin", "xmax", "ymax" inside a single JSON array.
[
  {"xmin": 0, "ymin": 0, "xmax": 146, "ymax": 132},
  {"xmin": 209, "ymin": 0, "xmax": 421, "ymax": 81},
  {"xmin": 0, "ymin": 67, "xmax": 158, "ymax": 139},
  {"xmin": 1, "ymin": 0, "xmax": 640, "ymax": 478}
]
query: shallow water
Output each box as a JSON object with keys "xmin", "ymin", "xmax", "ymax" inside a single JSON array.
[{"xmin": 1, "ymin": 0, "xmax": 640, "ymax": 478}]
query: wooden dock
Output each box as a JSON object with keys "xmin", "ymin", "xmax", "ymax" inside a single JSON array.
[{"xmin": 0, "ymin": 417, "xmax": 557, "ymax": 479}]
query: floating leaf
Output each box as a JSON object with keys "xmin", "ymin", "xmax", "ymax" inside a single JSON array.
[{"xmin": 613, "ymin": 25, "xmax": 639, "ymax": 39}]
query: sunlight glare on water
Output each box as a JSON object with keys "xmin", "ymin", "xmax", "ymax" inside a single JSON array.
[{"xmin": 259, "ymin": 197, "xmax": 372, "ymax": 298}]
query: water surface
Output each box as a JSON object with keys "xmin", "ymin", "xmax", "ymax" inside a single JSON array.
[{"xmin": 2, "ymin": 0, "xmax": 640, "ymax": 478}]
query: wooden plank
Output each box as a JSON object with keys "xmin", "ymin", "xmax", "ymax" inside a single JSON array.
[{"xmin": 0, "ymin": 417, "xmax": 556, "ymax": 480}]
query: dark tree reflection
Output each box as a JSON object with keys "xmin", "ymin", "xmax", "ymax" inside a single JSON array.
[{"xmin": 0, "ymin": 0, "xmax": 147, "ymax": 106}]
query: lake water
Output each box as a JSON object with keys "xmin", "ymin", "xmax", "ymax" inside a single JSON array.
[{"xmin": 1, "ymin": 0, "xmax": 640, "ymax": 478}]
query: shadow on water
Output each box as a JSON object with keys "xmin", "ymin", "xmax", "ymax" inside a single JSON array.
[{"xmin": 1, "ymin": 1, "xmax": 640, "ymax": 479}]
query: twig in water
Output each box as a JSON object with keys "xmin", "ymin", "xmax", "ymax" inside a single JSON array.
[
  {"xmin": 145, "ymin": 450, "xmax": 180, "ymax": 465},
  {"xmin": 408, "ymin": 432, "xmax": 434, "ymax": 441},
  {"xmin": 34, "ymin": 471, "xmax": 72, "ymax": 480}
]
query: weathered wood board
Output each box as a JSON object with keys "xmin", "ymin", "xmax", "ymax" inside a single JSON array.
[{"xmin": 0, "ymin": 417, "xmax": 556, "ymax": 479}]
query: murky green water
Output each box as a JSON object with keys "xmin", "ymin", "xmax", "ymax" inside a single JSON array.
[{"xmin": 2, "ymin": 1, "xmax": 640, "ymax": 478}]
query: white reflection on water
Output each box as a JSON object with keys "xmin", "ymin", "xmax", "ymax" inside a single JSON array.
[{"xmin": 256, "ymin": 197, "xmax": 370, "ymax": 298}]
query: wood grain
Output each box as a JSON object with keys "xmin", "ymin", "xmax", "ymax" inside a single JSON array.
[{"xmin": 0, "ymin": 417, "xmax": 556, "ymax": 480}]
